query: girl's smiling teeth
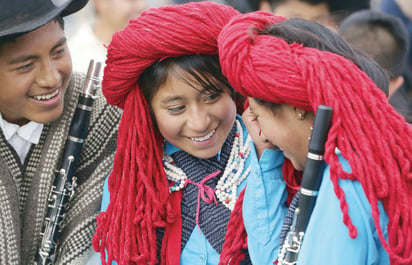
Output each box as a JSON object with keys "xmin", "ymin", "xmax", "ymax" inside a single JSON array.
[
  {"xmin": 31, "ymin": 89, "xmax": 59, "ymax": 101},
  {"xmin": 190, "ymin": 129, "xmax": 216, "ymax": 142}
]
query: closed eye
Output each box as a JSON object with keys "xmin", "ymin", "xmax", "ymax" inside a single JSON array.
[{"xmin": 250, "ymin": 110, "xmax": 259, "ymax": 121}]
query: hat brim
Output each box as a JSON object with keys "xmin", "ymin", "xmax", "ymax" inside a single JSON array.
[
  {"xmin": 61, "ymin": 0, "xmax": 89, "ymax": 17},
  {"xmin": 0, "ymin": 0, "xmax": 89, "ymax": 39}
]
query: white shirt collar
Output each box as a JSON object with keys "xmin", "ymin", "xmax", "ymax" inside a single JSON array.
[{"xmin": 0, "ymin": 113, "xmax": 43, "ymax": 144}]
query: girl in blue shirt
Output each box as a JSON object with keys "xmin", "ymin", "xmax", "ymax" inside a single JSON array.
[
  {"xmin": 92, "ymin": 2, "xmax": 287, "ymax": 265},
  {"xmin": 218, "ymin": 11, "xmax": 412, "ymax": 265}
]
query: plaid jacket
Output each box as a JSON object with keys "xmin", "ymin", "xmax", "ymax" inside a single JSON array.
[{"xmin": 0, "ymin": 72, "xmax": 122, "ymax": 264}]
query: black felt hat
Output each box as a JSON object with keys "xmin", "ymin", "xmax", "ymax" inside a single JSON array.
[{"xmin": 0, "ymin": 0, "xmax": 88, "ymax": 39}]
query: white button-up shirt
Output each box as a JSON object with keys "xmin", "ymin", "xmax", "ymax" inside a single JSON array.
[{"xmin": 0, "ymin": 114, "xmax": 43, "ymax": 163}]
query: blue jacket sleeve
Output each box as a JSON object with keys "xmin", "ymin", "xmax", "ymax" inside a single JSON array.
[
  {"xmin": 101, "ymin": 176, "xmax": 110, "ymax": 211},
  {"xmin": 296, "ymin": 157, "xmax": 389, "ymax": 265},
  {"xmin": 94, "ymin": 177, "xmax": 117, "ymax": 265},
  {"xmin": 243, "ymin": 143, "xmax": 288, "ymax": 265}
]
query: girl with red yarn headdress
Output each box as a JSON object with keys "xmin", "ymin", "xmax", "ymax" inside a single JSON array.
[
  {"xmin": 218, "ymin": 10, "xmax": 412, "ymax": 265},
  {"xmin": 92, "ymin": 2, "xmax": 288, "ymax": 265}
]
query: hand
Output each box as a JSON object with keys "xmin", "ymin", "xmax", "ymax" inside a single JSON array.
[
  {"xmin": 395, "ymin": 0, "xmax": 412, "ymax": 19},
  {"xmin": 242, "ymin": 107, "xmax": 277, "ymax": 159}
]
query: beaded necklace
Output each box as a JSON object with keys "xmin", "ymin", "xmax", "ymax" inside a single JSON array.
[{"xmin": 163, "ymin": 120, "xmax": 251, "ymax": 211}]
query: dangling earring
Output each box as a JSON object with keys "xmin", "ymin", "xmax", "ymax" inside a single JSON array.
[
  {"xmin": 298, "ymin": 112, "xmax": 305, "ymax": 120},
  {"xmin": 308, "ymin": 126, "xmax": 313, "ymax": 141}
]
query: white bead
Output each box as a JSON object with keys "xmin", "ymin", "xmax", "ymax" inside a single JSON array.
[{"xmin": 163, "ymin": 120, "xmax": 252, "ymax": 211}]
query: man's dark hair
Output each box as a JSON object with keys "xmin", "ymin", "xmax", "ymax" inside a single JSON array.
[{"xmin": 339, "ymin": 10, "xmax": 409, "ymax": 80}]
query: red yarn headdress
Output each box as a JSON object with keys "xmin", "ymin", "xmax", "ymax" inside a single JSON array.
[
  {"xmin": 91, "ymin": 2, "xmax": 244, "ymax": 265},
  {"xmin": 218, "ymin": 11, "xmax": 412, "ymax": 265}
]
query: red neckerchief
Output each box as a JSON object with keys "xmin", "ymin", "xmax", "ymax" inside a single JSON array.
[{"xmin": 165, "ymin": 190, "xmax": 182, "ymax": 265}]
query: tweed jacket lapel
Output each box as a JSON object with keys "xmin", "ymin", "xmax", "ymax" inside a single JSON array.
[{"xmin": 0, "ymin": 83, "xmax": 75, "ymax": 264}]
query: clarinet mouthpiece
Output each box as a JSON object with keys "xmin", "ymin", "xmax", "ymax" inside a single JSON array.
[{"xmin": 81, "ymin": 60, "xmax": 102, "ymax": 98}]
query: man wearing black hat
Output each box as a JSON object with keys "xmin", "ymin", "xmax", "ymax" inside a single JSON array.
[{"xmin": 0, "ymin": 0, "xmax": 121, "ymax": 264}]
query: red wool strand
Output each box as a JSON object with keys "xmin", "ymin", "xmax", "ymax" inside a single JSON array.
[
  {"xmin": 219, "ymin": 188, "xmax": 248, "ymax": 265},
  {"xmin": 218, "ymin": 11, "xmax": 412, "ymax": 265}
]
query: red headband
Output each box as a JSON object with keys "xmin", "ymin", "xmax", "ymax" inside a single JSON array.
[{"xmin": 103, "ymin": 1, "xmax": 239, "ymax": 109}]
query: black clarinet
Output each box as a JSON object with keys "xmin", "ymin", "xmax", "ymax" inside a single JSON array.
[
  {"xmin": 277, "ymin": 105, "xmax": 333, "ymax": 265},
  {"xmin": 34, "ymin": 60, "xmax": 102, "ymax": 265}
]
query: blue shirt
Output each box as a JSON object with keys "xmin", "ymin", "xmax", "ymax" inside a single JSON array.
[
  {"xmin": 98, "ymin": 116, "xmax": 287, "ymax": 264},
  {"xmin": 242, "ymin": 145, "xmax": 287, "ymax": 265},
  {"xmin": 248, "ymin": 153, "xmax": 390, "ymax": 265}
]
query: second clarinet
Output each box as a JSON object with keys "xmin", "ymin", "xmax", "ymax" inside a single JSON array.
[{"xmin": 35, "ymin": 60, "xmax": 102, "ymax": 265}]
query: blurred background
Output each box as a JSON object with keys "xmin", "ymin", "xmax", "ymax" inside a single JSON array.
[{"xmin": 64, "ymin": 0, "xmax": 412, "ymax": 123}]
